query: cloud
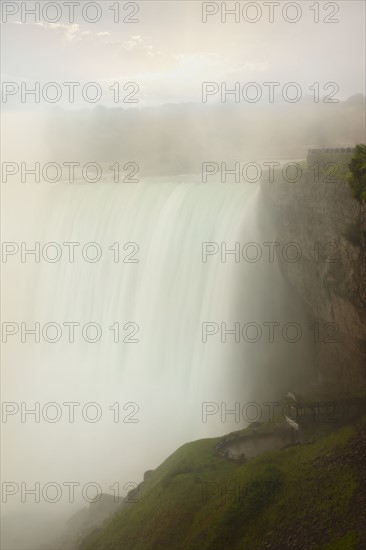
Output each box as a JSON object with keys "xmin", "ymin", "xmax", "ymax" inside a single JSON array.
[
  {"xmin": 102, "ymin": 34, "xmax": 162, "ymax": 58},
  {"xmin": 36, "ymin": 21, "xmax": 78, "ymax": 40},
  {"xmin": 123, "ymin": 35, "xmax": 144, "ymax": 51},
  {"xmin": 13, "ymin": 21, "xmax": 111, "ymax": 43}
]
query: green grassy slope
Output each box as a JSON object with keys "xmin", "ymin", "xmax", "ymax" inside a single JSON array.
[{"xmin": 80, "ymin": 419, "xmax": 366, "ymax": 550}]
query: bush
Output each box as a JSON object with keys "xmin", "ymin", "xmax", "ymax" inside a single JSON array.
[{"xmin": 347, "ymin": 144, "xmax": 366, "ymax": 204}]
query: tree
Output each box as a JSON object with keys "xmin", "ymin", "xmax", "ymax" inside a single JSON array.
[{"xmin": 347, "ymin": 144, "xmax": 366, "ymax": 204}]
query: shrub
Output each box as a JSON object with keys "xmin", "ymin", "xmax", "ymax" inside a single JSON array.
[{"xmin": 347, "ymin": 144, "xmax": 366, "ymax": 204}]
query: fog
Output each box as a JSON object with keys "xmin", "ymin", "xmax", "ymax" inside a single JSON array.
[
  {"xmin": 2, "ymin": 95, "xmax": 365, "ymax": 175},
  {"xmin": 1, "ymin": 1, "xmax": 365, "ymax": 548},
  {"xmin": 46, "ymin": 96, "xmax": 365, "ymax": 172},
  {"xmin": 2, "ymin": 171, "xmax": 316, "ymax": 548}
]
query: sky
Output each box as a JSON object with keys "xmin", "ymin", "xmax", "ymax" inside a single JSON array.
[{"xmin": 1, "ymin": 0, "xmax": 365, "ymax": 109}]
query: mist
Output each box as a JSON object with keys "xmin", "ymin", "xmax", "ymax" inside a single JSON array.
[
  {"xmin": 2, "ymin": 95, "xmax": 365, "ymax": 176},
  {"xmin": 2, "ymin": 169, "xmax": 316, "ymax": 548},
  {"xmin": 1, "ymin": 1, "xmax": 365, "ymax": 549},
  {"xmin": 1, "ymin": 97, "xmax": 365, "ymax": 550}
]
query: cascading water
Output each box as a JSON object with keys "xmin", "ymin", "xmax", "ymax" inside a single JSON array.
[{"xmin": 2, "ymin": 180, "xmax": 311, "ymax": 548}]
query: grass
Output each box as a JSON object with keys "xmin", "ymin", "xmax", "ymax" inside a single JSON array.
[{"xmin": 80, "ymin": 419, "xmax": 364, "ymax": 550}]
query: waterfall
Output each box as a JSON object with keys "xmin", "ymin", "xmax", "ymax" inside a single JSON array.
[{"xmin": 2, "ymin": 181, "xmax": 310, "ymax": 547}]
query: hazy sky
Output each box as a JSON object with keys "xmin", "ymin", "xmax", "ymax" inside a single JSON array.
[{"xmin": 1, "ymin": 1, "xmax": 365, "ymax": 108}]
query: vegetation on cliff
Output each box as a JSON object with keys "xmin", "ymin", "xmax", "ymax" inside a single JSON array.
[
  {"xmin": 347, "ymin": 144, "xmax": 366, "ymax": 205},
  {"xmin": 80, "ymin": 415, "xmax": 365, "ymax": 550}
]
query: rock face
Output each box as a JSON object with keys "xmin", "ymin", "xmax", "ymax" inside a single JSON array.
[
  {"xmin": 58, "ymin": 494, "xmax": 125, "ymax": 549},
  {"xmin": 262, "ymin": 174, "xmax": 365, "ymax": 395}
]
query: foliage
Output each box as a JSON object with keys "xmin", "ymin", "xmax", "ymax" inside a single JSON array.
[{"xmin": 347, "ymin": 144, "xmax": 366, "ymax": 204}]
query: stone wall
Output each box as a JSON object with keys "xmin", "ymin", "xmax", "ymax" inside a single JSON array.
[{"xmin": 217, "ymin": 427, "xmax": 295, "ymax": 461}]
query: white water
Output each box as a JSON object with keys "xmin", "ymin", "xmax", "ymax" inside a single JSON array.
[{"xmin": 2, "ymin": 181, "xmax": 310, "ymax": 548}]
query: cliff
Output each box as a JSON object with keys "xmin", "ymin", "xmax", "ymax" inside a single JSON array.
[
  {"xmin": 261, "ymin": 161, "xmax": 366, "ymax": 395},
  {"xmin": 79, "ymin": 419, "xmax": 366, "ymax": 550}
]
